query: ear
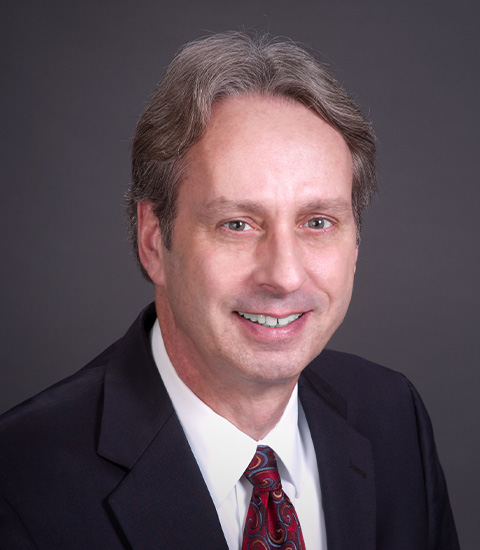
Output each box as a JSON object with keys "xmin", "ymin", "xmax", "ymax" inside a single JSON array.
[
  {"xmin": 354, "ymin": 246, "xmax": 359, "ymax": 273},
  {"xmin": 137, "ymin": 201, "xmax": 166, "ymax": 285}
]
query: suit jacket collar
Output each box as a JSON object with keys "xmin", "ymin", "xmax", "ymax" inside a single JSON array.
[
  {"xmin": 98, "ymin": 304, "xmax": 228, "ymax": 548},
  {"xmin": 98, "ymin": 304, "xmax": 375, "ymax": 549}
]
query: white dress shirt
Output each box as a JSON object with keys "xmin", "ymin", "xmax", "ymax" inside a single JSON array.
[{"xmin": 151, "ymin": 320, "xmax": 327, "ymax": 549}]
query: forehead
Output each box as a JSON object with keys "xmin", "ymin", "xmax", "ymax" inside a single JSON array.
[
  {"xmin": 182, "ymin": 94, "xmax": 353, "ymax": 205},
  {"xmin": 205, "ymin": 94, "xmax": 349, "ymax": 155}
]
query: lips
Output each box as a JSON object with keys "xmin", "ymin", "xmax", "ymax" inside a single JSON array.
[{"xmin": 237, "ymin": 311, "xmax": 303, "ymax": 328}]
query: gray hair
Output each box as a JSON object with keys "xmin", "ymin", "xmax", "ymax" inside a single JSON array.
[{"xmin": 127, "ymin": 31, "xmax": 376, "ymax": 281}]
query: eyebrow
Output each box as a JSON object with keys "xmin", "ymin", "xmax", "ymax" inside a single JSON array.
[
  {"xmin": 200, "ymin": 197, "xmax": 353, "ymax": 220},
  {"xmin": 201, "ymin": 198, "xmax": 268, "ymax": 219},
  {"xmin": 296, "ymin": 199, "xmax": 353, "ymax": 217}
]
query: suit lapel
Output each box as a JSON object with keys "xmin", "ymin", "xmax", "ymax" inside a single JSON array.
[
  {"xmin": 299, "ymin": 367, "xmax": 376, "ymax": 550},
  {"xmin": 97, "ymin": 305, "xmax": 228, "ymax": 549},
  {"xmin": 107, "ymin": 412, "xmax": 228, "ymax": 549}
]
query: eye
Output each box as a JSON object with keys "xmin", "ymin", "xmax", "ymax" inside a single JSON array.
[
  {"xmin": 223, "ymin": 220, "xmax": 253, "ymax": 231},
  {"xmin": 303, "ymin": 218, "xmax": 333, "ymax": 229}
]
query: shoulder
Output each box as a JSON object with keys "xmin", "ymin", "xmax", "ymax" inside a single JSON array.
[
  {"xmin": 0, "ymin": 339, "xmax": 117, "ymax": 457},
  {"xmin": 0, "ymin": 304, "xmax": 163, "ymax": 547},
  {"xmin": 0, "ymin": 341, "xmax": 119, "ymax": 536},
  {"xmin": 0, "ymin": 303, "xmax": 156, "ymax": 440},
  {"xmin": 307, "ymin": 348, "xmax": 404, "ymax": 382},
  {"xmin": 305, "ymin": 348, "xmax": 413, "ymax": 400},
  {"xmin": 303, "ymin": 351, "xmax": 459, "ymax": 548},
  {"xmin": 301, "ymin": 348, "xmax": 426, "ymax": 436}
]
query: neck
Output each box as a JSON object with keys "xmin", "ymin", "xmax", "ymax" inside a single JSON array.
[
  {"xmin": 196, "ymin": 376, "xmax": 297, "ymax": 441},
  {"xmin": 165, "ymin": 336, "xmax": 298, "ymax": 440},
  {"xmin": 155, "ymin": 296, "xmax": 298, "ymax": 440}
]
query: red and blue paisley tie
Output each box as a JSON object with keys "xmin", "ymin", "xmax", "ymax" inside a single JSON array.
[{"xmin": 242, "ymin": 445, "xmax": 306, "ymax": 550}]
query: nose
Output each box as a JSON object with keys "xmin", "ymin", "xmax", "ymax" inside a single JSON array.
[{"xmin": 253, "ymin": 228, "xmax": 307, "ymax": 295}]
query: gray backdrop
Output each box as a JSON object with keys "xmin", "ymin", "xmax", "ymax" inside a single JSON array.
[{"xmin": 2, "ymin": 1, "xmax": 478, "ymax": 548}]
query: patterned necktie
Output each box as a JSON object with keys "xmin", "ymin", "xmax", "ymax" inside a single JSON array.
[{"xmin": 242, "ymin": 445, "xmax": 306, "ymax": 550}]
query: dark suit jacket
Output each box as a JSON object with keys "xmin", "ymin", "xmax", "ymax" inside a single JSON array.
[{"xmin": 0, "ymin": 304, "xmax": 459, "ymax": 549}]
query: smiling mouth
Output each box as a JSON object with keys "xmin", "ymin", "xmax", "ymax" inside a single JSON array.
[{"xmin": 237, "ymin": 312, "xmax": 303, "ymax": 328}]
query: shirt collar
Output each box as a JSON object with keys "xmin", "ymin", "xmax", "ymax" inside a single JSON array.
[
  {"xmin": 259, "ymin": 385, "xmax": 303, "ymax": 499},
  {"xmin": 150, "ymin": 320, "xmax": 303, "ymax": 507}
]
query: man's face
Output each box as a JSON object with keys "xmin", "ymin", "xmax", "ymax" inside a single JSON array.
[{"xmin": 149, "ymin": 95, "xmax": 357, "ymax": 391}]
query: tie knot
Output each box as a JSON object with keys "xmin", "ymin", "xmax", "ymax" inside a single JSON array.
[{"xmin": 244, "ymin": 445, "xmax": 281, "ymax": 491}]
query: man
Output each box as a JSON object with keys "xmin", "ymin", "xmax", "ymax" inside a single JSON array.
[{"xmin": 0, "ymin": 32, "xmax": 458, "ymax": 549}]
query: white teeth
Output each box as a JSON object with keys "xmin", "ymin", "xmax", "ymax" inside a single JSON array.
[
  {"xmin": 264, "ymin": 316, "xmax": 277, "ymax": 327},
  {"xmin": 238, "ymin": 312, "xmax": 302, "ymax": 328},
  {"xmin": 277, "ymin": 316, "xmax": 292, "ymax": 327}
]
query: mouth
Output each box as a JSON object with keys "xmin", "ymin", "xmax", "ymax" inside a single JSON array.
[{"xmin": 237, "ymin": 311, "xmax": 303, "ymax": 328}]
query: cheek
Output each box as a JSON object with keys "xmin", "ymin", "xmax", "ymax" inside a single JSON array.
[
  {"xmin": 309, "ymin": 246, "xmax": 357, "ymax": 291},
  {"xmin": 191, "ymin": 241, "xmax": 254, "ymax": 289},
  {"xmin": 170, "ymin": 249, "xmax": 240, "ymax": 316}
]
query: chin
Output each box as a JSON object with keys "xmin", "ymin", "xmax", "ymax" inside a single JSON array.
[{"xmin": 238, "ymin": 356, "xmax": 308, "ymax": 385}]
